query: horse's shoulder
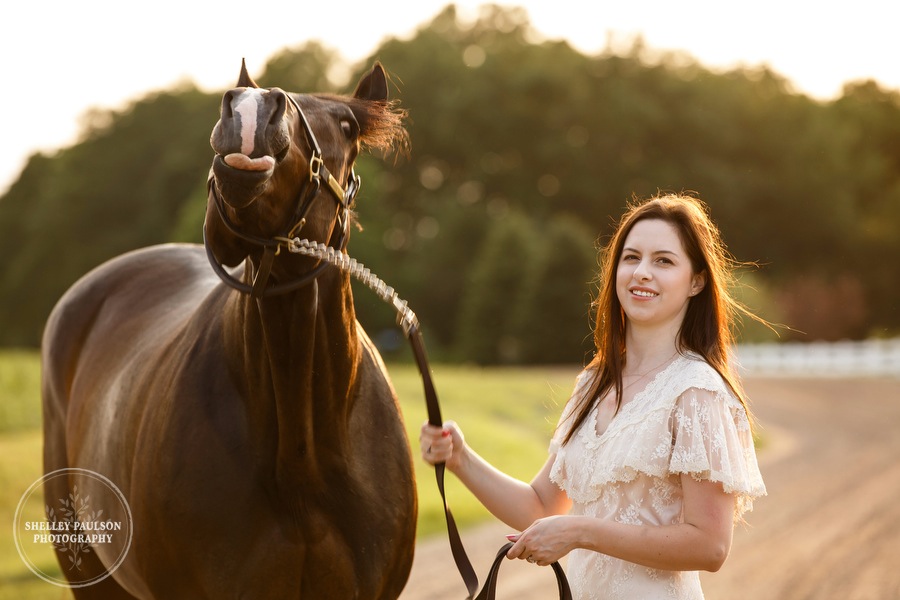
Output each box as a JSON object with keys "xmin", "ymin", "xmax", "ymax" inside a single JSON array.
[
  {"xmin": 354, "ymin": 321, "xmax": 394, "ymax": 394},
  {"xmin": 61, "ymin": 243, "xmax": 213, "ymax": 301},
  {"xmin": 101, "ymin": 243, "xmax": 209, "ymax": 276},
  {"xmin": 44, "ymin": 244, "xmax": 222, "ymax": 349}
]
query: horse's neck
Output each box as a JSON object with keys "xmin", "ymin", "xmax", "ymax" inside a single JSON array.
[{"xmin": 225, "ymin": 270, "xmax": 359, "ymax": 486}]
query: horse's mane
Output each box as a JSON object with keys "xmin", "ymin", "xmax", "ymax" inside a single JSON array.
[{"xmin": 316, "ymin": 94, "xmax": 409, "ymax": 157}]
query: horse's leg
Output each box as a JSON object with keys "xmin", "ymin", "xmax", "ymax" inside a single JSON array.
[
  {"xmin": 42, "ymin": 334, "xmax": 138, "ymax": 599},
  {"xmin": 70, "ymin": 574, "xmax": 139, "ymax": 599},
  {"xmin": 41, "ymin": 432, "xmax": 137, "ymax": 596}
]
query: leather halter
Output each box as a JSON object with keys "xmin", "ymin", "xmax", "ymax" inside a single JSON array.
[{"xmin": 204, "ymin": 92, "xmax": 361, "ymax": 298}]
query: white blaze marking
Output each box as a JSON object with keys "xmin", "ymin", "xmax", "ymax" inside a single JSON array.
[{"xmin": 233, "ymin": 91, "xmax": 261, "ymax": 157}]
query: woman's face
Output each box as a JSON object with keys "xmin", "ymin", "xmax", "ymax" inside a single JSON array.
[{"xmin": 616, "ymin": 218, "xmax": 706, "ymax": 331}]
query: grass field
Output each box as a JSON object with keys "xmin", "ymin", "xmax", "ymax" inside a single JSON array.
[{"xmin": 0, "ymin": 349, "xmax": 580, "ymax": 599}]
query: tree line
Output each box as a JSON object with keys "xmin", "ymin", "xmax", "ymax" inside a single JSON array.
[{"xmin": 1, "ymin": 4, "xmax": 898, "ymax": 363}]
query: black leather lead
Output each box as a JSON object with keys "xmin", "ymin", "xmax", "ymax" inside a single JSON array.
[
  {"xmin": 408, "ymin": 326, "xmax": 479, "ymax": 598},
  {"xmin": 474, "ymin": 542, "xmax": 572, "ymax": 600}
]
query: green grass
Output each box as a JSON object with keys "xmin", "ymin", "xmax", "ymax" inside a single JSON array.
[
  {"xmin": 0, "ymin": 350, "xmax": 43, "ymax": 434},
  {"xmin": 0, "ymin": 349, "xmax": 580, "ymax": 599},
  {"xmin": 0, "ymin": 351, "xmax": 68, "ymax": 600}
]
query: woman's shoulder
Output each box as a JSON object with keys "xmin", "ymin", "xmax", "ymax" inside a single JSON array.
[
  {"xmin": 566, "ymin": 365, "xmax": 601, "ymax": 403},
  {"xmin": 573, "ymin": 365, "xmax": 597, "ymax": 387},
  {"xmin": 665, "ymin": 352, "xmax": 735, "ymax": 398},
  {"xmin": 574, "ymin": 356, "xmax": 732, "ymax": 397}
]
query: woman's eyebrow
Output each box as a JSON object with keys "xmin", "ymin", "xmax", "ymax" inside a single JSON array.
[{"xmin": 623, "ymin": 247, "xmax": 679, "ymax": 256}]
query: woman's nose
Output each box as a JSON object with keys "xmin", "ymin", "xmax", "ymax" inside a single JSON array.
[{"xmin": 633, "ymin": 259, "xmax": 652, "ymax": 281}]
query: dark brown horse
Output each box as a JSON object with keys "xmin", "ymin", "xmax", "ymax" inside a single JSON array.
[{"xmin": 41, "ymin": 62, "xmax": 416, "ymax": 598}]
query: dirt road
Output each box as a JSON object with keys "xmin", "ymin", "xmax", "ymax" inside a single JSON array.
[{"xmin": 399, "ymin": 377, "xmax": 900, "ymax": 600}]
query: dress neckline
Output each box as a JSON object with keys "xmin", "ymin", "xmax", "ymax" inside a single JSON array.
[{"xmin": 589, "ymin": 353, "xmax": 688, "ymax": 439}]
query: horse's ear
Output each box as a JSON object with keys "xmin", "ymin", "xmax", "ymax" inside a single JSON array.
[
  {"xmin": 352, "ymin": 62, "xmax": 388, "ymax": 102},
  {"xmin": 237, "ymin": 58, "xmax": 259, "ymax": 88}
]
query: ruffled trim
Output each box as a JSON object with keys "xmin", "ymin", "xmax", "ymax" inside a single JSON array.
[{"xmin": 550, "ymin": 355, "xmax": 766, "ymax": 519}]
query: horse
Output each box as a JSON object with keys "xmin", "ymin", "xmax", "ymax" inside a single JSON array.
[{"xmin": 41, "ymin": 61, "xmax": 417, "ymax": 598}]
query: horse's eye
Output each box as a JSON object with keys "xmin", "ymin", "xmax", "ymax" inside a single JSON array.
[{"xmin": 340, "ymin": 120, "xmax": 358, "ymax": 139}]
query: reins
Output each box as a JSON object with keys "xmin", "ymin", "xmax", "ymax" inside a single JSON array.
[{"xmin": 204, "ymin": 95, "xmax": 480, "ymax": 597}]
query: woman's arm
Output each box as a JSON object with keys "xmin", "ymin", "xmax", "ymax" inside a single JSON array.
[
  {"xmin": 420, "ymin": 422, "xmax": 571, "ymax": 531},
  {"xmin": 507, "ymin": 474, "xmax": 736, "ymax": 571}
]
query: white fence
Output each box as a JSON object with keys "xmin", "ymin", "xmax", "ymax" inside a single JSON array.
[{"xmin": 735, "ymin": 338, "xmax": 900, "ymax": 378}]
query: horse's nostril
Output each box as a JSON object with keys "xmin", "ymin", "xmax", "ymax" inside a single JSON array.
[
  {"xmin": 268, "ymin": 89, "xmax": 287, "ymax": 126},
  {"xmin": 221, "ymin": 91, "xmax": 237, "ymax": 119}
]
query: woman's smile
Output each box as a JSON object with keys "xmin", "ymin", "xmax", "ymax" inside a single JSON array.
[{"xmin": 629, "ymin": 286, "xmax": 659, "ymax": 299}]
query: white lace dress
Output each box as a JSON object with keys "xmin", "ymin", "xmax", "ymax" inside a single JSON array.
[{"xmin": 549, "ymin": 354, "xmax": 766, "ymax": 600}]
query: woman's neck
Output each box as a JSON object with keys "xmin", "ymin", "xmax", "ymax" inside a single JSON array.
[{"xmin": 623, "ymin": 324, "xmax": 680, "ymax": 375}]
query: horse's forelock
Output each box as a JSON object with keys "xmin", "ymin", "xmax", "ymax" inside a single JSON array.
[{"xmin": 359, "ymin": 99, "xmax": 409, "ymax": 154}]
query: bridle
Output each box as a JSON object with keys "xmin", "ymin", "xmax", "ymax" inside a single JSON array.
[
  {"xmin": 204, "ymin": 90, "xmax": 485, "ymax": 598},
  {"xmin": 204, "ymin": 92, "xmax": 361, "ymax": 298}
]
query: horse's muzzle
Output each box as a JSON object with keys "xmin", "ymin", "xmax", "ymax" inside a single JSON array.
[{"xmin": 211, "ymin": 155, "xmax": 272, "ymax": 208}]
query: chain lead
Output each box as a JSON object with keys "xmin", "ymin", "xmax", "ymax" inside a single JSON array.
[{"xmin": 284, "ymin": 237, "xmax": 419, "ymax": 336}]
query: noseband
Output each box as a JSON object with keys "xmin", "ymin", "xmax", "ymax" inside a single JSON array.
[{"xmin": 204, "ymin": 92, "xmax": 361, "ymax": 298}]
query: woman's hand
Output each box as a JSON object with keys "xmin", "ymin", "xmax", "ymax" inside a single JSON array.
[
  {"xmin": 419, "ymin": 420, "xmax": 465, "ymax": 471},
  {"xmin": 506, "ymin": 515, "xmax": 578, "ymax": 566}
]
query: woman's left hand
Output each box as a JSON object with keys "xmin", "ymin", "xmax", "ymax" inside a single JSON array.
[{"xmin": 506, "ymin": 515, "xmax": 577, "ymax": 566}]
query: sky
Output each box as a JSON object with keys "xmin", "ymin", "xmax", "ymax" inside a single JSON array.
[{"xmin": 2, "ymin": 0, "xmax": 898, "ymax": 194}]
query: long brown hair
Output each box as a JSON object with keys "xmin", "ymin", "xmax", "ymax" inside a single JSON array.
[{"xmin": 561, "ymin": 193, "xmax": 764, "ymax": 445}]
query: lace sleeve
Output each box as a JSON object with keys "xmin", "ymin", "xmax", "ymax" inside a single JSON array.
[{"xmin": 670, "ymin": 387, "xmax": 767, "ymax": 518}]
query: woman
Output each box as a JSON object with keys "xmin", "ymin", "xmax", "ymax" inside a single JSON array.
[{"xmin": 420, "ymin": 193, "xmax": 766, "ymax": 599}]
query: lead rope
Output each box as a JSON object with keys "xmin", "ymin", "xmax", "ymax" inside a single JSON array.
[{"xmin": 281, "ymin": 237, "xmax": 480, "ymax": 598}]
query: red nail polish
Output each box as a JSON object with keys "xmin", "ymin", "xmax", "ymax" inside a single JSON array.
[{"xmin": 441, "ymin": 430, "xmax": 451, "ymax": 437}]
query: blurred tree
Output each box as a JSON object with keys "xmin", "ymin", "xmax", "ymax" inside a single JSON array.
[
  {"xmin": 828, "ymin": 81, "xmax": 900, "ymax": 336},
  {"xmin": 1, "ymin": 4, "xmax": 898, "ymax": 348},
  {"xmin": 775, "ymin": 273, "xmax": 869, "ymax": 341},
  {"xmin": 0, "ymin": 85, "xmax": 218, "ymax": 346},
  {"xmin": 259, "ymin": 41, "xmax": 345, "ymax": 92},
  {"xmin": 514, "ymin": 214, "xmax": 597, "ymax": 364},
  {"xmin": 456, "ymin": 210, "xmax": 539, "ymax": 364}
]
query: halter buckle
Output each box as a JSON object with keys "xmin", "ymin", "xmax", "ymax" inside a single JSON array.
[
  {"xmin": 309, "ymin": 154, "xmax": 324, "ymax": 182},
  {"xmin": 287, "ymin": 218, "xmax": 307, "ymax": 239}
]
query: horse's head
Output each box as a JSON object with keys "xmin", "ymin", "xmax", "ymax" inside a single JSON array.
[{"xmin": 204, "ymin": 60, "xmax": 407, "ymax": 294}]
